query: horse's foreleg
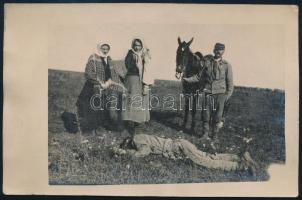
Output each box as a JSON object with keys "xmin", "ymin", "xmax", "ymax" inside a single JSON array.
[
  {"xmin": 191, "ymin": 95, "xmax": 197, "ymax": 131},
  {"xmin": 183, "ymin": 97, "xmax": 189, "ymax": 129}
]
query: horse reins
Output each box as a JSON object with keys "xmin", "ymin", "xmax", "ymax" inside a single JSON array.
[{"xmin": 175, "ymin": 50, "xmax": 188, "ymax": 80}]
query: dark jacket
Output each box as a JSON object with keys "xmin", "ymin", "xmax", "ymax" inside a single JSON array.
[
  {"xmin": 185, "ymin": 57, "xmax": 234, "ymax": 98},
  {"xmin": 211, "ymin": 59, "xmax": 233, "ymax": 96},
  {"xmin": 125, "ymin": 50, "xmax": 144, "ymax": 76}
]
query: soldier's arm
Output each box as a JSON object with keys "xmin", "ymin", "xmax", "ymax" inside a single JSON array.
[
  {"xmin": 134, "ymin": 144, "xmax": 151, "ymax": 157},
  {"xmin": 183, "ymin": 65, "xmax": 206, "ymax": 83},
  {"xmin": 183, "ymin": 62, "xmax": 209, "ymax": 83},
  {"xmin": 125, "ymin": 149, "xmax": 137, "ymax": 155},
  {"xmin": 183, "ymin": 74, "xmax": 200, "ymax": 83},
  {"xmin": 226, "ymin": 63, "xmax": 234, "ymax": 99}
]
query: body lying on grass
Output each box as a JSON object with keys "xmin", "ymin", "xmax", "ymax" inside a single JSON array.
[{"xmin": 114, "ymin": 134, "xmax": 259, "ymax": 175}]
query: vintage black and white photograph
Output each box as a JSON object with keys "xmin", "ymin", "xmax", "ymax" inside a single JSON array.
[
  {"xmin": 48, "ymin": 10, "xmax": 286, "ymax": 185},
  {"xmin": 3, "ymin": 3, "xmax": 298, "ymax": 196}
]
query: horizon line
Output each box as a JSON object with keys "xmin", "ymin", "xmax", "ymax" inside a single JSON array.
[{"xmin": 48, "ymin": 68, "xmax": 285, "ymax": 92}]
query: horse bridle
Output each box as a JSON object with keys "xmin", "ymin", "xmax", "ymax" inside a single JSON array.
[
  {"xmin": 175, "ymin": 71, "xmax": 183, "ymax": 79},
  {"xmin": 175, "ymin": 53, "xmax": 206, "ymax": 80},
  {"xmin": 175, "ymin": 50, "xmax": 188, "ymax": 80}
]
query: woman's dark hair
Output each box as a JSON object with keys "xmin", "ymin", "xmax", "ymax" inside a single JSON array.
[
  {"xmin": 120, "ymin": 137, "xmax": 136, "ymax": 150},
  {"xmin": 131, "ymin": 39, "xmax": 143, "ymax": 49}
]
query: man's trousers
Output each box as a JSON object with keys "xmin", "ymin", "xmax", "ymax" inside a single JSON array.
[{"xmin": 200, "ymin": 92, "xmax": 228, "ymax": 124}]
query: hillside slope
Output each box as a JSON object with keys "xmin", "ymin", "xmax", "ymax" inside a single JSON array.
[{"xmin": 48, "ymin": 68, "xmax": 285, "ymax": 184}]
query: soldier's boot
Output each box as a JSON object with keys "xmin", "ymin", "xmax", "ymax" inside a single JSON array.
[
  {"xmin": 202, "ymin": 122, "xmax": 210, "ymax": 139},
  {"xmin": 210, "ymin": 122, "xmax": 224, "ymax": 144},
  {"xmin": 213, "ymin": 121, "xmax": 224, "ymax": 135}
]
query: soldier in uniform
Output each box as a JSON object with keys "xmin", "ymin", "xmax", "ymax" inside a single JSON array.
[
  {"xmin": 117, "ymin": 134, "xmax": 258, "ymax": 175},
  {"xmin": 183, "ymin": 43, "xmax": 234, "ymax": 139}
]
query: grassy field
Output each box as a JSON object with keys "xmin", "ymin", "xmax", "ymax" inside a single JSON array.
[{"xmin": 48, "ymin": 69, "xmax": 285, "ymax": 185}]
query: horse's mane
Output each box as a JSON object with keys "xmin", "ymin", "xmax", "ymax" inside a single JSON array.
[{"xmin": 191, "ymin": 51, "xmax": 203, "ymax": 68}]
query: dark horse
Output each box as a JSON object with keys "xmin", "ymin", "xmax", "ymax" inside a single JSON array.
[{"xmin": 175, "ymin": 37, "xmax": 203, "ymax": 132}]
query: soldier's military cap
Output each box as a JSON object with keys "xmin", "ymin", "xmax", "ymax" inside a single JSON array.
[{"xmin": 214, "ymin": 43, "xmax": 225, "ymax": 50}]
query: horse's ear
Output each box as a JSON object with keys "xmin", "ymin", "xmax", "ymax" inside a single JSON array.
[
  {"xmin": 177, "ymin": 37, "xmax": 181, "ymax": 45},
  {"xmin": 187, "ymin": 37, "xmax": 194, "ymax": 46}
]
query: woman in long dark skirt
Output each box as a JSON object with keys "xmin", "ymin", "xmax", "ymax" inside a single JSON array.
[{"xmin": 76, "ymin": 42, "xmax": 126, "ymax": 132}]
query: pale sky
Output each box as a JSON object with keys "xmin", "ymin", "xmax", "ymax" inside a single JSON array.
[{"xmin": 47, "ymin": 5, "xmax": 285, "ymax": 89}]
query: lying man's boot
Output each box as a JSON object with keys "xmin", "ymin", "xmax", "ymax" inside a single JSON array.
[
  {"xmin": 202, "ymin": 122, "xmax": 211, "ymax": 139},
  {"xmin": 242, "ymin": 151, "xmax": 259, "ymax": 176},
  {"xmin": 244, "ymin": 152, "xmax": 259, "ymax": 169}
]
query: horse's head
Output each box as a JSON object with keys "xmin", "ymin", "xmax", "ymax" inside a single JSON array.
[{"xmin": 175, "ymin": 37, "xmax": 194, "ymax": 78}]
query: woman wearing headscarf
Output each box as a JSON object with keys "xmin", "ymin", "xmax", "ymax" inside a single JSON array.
[
  {"xmin": 122, "ymin": 38, "xmax": 154, "ymax": 134},
  {"xmin": 76, "ymin": 42, "xmax": 127, "ymax": 132}
]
